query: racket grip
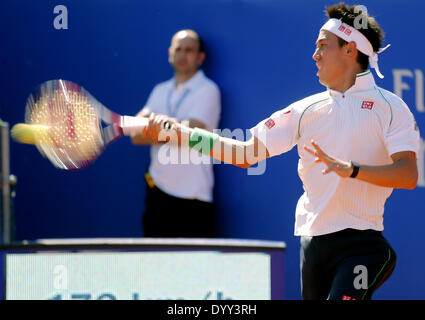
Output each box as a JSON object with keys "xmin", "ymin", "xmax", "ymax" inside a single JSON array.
[{"xmin": 121, "ymin": 116, "xmax": 149, "ymax": 136}]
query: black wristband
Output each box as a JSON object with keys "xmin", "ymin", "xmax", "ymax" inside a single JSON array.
[{"xmin": 350, "ymin": 161, "xmax": 360, "ymax": 178}]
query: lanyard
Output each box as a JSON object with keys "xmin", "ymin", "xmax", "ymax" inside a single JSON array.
[{"xmin": 166, "ymin": 87, "xmax": 190, "ymax": 118}]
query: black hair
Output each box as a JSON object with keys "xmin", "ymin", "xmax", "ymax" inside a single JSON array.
[{"xmin": 326, "ymin": 3, "xmax": 385, "ymax": 70}]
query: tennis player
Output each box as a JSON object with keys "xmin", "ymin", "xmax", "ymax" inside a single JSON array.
[{"xmin": 146, "ymin": 3, "xmax": 419, "ymax": 300}]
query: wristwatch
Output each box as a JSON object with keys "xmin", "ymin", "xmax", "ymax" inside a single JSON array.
[{"xmin": 349, "ymin": 160, "xmax": 360, "ymax": 178}]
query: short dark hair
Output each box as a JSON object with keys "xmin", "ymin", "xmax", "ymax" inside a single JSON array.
[
  {"xmin": 197, "ymin": 35, "xmax": 205, "ymax": 53},
  {"xmin": 325, "ymin": 3, "xmax": 385, "ymax": 70}
]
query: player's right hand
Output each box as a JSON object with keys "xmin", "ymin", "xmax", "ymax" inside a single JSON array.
[{"xmin": 146, "ymin": 113, "xmax": 177, "ymax": 143}]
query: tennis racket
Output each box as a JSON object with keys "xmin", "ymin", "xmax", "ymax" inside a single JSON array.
[{"xmin": 11, "ymin": 79, "xmax": 164, "ymax": 170}]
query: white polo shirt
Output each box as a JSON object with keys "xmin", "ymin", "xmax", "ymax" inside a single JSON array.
[
  {"xmin": 143, "ymin": 70, "xmax": 221, "ymax": 202},
  {"xmin": 250, "ymin": 70, "xmax": 419, "ymax": 236}
]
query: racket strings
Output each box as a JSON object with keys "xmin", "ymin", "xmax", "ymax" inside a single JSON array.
[{"xmin": 25, "ymin": 83, "xmax": 104, "ymax": 169}]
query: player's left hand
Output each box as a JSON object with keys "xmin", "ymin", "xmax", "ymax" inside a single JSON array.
[{"xmin": 304, "ymin": 140, "xmax": 353, "ymax": 178}]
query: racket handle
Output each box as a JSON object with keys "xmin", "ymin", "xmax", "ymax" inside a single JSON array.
[{"xmin": 121, "ymin": 116, "xmax": 149, "ymax": 136}]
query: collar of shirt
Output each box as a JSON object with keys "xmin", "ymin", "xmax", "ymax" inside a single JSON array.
[
  {"xmin": 327, "ymin": 70, "xmax": 376, "ymax": 98},
  {"xmin": 171, "ymin": 69, "xmax": 205, "ymax": 92}
]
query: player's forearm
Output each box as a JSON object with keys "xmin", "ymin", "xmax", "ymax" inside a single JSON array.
[
  {"xmin": 354, "ymin": 159, "xmax": 418, "ymax": 189},
  {"xmin": 173, "ymin": 124, "xmax": 261, "ymax": 168},
  {"xmin": 212, "ymin": 136, "xmax": 253, "ymax": 168}
]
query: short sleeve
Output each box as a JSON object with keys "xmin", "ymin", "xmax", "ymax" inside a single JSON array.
[
  {"xmin": 184, "ymin": 83, "xmax": 221, "ymax": 130},
  {"xmin": 249, "ymin": 105, "xmax": 300, "ymax": 157},
  {"xmin": 385, "ymin": 101, "xmax": 420, "ymax": 156},
  {"xmin": 142, "ymin": 85, "xmax": 160, "ymax": 113}
]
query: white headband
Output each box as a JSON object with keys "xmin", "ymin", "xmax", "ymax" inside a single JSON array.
[{"xmin": 320, "ymin": 18, "xmax": 390, "ymax": 79}]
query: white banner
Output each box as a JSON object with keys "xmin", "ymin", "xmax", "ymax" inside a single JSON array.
[{"xmin": 6, "ymin": 251, "xmax": 271, "ymax": 300}]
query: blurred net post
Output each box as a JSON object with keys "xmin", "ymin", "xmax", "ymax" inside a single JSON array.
[{"xmin": 1, "ymin": 120, "xmax": 16, "ymax": 244}]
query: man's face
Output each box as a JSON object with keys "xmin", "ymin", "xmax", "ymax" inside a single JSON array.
[
  {"xmin": 313, "ymin": 30, "xmax": 349, "ymax": 88},
  {"xmin": 168, "ymin": 32, "xmax": 205, "ymax": 75}
]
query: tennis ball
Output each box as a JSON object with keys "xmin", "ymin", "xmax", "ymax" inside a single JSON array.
[{"xmin": 10, "ymin": 123, "xmax": 50, "ymax": 145}]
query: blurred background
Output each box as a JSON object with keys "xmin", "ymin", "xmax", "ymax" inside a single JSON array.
[{"xmin": 1, "ymin": 0, "xmax": 424, "ymax": 299}]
